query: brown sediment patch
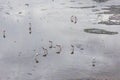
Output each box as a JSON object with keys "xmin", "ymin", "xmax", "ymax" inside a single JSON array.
[
  {"xmin": 93, "ymin": 0, "xmax": 109, "ymax": 3},
  {"xmin": 80, "ymin": 6, "xmax": 96, "ymax": 9},
  {"xmin": 69, "ymin": 6, "xmax": 96, "ymax": 9},
  {"xmin": 84, "ymin": 28, "xmax": 118, "ymax": 35}
]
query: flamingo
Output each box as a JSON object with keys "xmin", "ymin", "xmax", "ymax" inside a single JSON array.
[{"xmin": 56, "ymin": 45, "xmax": 62, "ymax": 54}]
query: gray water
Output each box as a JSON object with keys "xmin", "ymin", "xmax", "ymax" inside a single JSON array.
[{"xmin": 0, "ymin": 0, "xmax": 120, "ymax": 80}]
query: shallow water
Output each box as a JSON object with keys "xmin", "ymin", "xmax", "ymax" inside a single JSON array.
[{"xmin": 0, "ymin": 0, "xmax": 120, "ymax": 80}]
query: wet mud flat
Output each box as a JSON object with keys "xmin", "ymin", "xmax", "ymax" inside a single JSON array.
[{"xmin": 1, "ymin": 0, "xmax": 120, "ymax": 80}]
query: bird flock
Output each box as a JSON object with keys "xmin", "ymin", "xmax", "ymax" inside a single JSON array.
[
  {"xmin": 32, "ymin": 40, "xmax": 96, "ymax": 68},
  {"xmin": 33, "ymin": 40, "xmax": 81, "ymax": 64}
]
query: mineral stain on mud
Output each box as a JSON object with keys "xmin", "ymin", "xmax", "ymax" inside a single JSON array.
[
  {"xmin": 84, "ymin": 28, "xmax": 118, "ymax": 35},
  {"xmin": 69, "ymin": 6, "xmax": 96, "ymax": 9}
]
